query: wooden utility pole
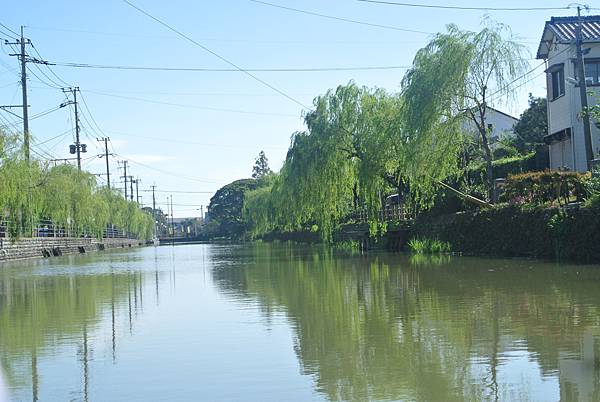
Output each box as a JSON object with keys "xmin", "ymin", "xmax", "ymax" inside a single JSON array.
[
  {"xmin": 20, "ymin": 27, "xmax": 29, "ymax": 161},
  {"xmin": 63, "ymin": 87, "xmax": 84, "ymax": 171},
  {"xmin": 575, "ymin": 6, "xmax": 594, "ymax": 169},
  {"xmin": 129, "ymin": 175, "xmax": 134, "ymax": 202},
  {"xmin": 97, "ymin": 137, "xmax": 111, "ymax": 188},
  {"xmin": 170, "ymin": 195, "xmax": 174, "ymax": 246},
  {"xmin": 151, "ymin": 185, "xmax": 157, "ymax": 237},
  {"xmin": 5, "ymin": 27, "xmax": 31, "ymax": 161},
  {"xmin": 134, "ymin": 178, "xmax": 141, "ymax": 205},
  {"xmin": 119, "ymin": 161, "xmax": 128, "ymax": 199}
]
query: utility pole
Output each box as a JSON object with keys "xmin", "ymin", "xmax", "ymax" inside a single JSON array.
[
  {"xmin": 119, "ymin": 161, "xmax": 128, "ymax": 200},
  {"xmin": 575, "ymin": 6, "xmax": 594, "ymax": 170},
  {"xmin": 151, "ymin": 185, "xmax": 157, "ymax": 237},
  {"xmin": 151, "ymin": 186, "xmax": 157, "ymax": 214},
  {"xmin": 97, "ymin": 137, "xmax": 111, "ymax": 189},
  {"xmin": 134, "ymin": 178, "xmax": 141, "ymax": 205},
  {"xmin": 170, "ymin": 195, "xmax": 175, "ymax": 245},
  {"xmin": 129, "ymin": 175, "xmax": 134, "ymax": 202},
  {"xmin": 62, "ymin": 87, "xmax": 85, "ymax": 171},
  {"xmin": 5, "ymin": 27, "xmax": 31, "ymax": 161}
]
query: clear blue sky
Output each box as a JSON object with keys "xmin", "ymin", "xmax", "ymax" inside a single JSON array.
[{"xmin": 0, "ymin": 0, "xmax": 587, "ymax": 216}]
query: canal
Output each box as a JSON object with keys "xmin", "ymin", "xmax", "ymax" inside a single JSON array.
[{"xmin": 1, "ymin": 243, "xmax": 599, "ymax": 401}]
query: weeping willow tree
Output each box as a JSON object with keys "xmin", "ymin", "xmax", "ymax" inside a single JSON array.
[
  {"xmin": 403, "ymin": 20, "xmax": 529, "ymax": 201},
  {"xmin": 244, "ymin": 81, "xmax": 463, "ymax": 240},
  {"xmin": 243, "ymin": 20, "xmax": 527, "ymax": 240},
  {"xmin": 0, "ymin": 130, "xmax": 154, "ymax": 240}
]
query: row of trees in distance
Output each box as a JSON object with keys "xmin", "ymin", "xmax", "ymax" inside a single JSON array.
[{"xmin": 0, "ymin": 131, "xmax": 155, "ymax": 240}]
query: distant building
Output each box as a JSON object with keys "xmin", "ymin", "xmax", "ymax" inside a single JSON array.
[
  {"xmin": 537, "ymin": 15, "xmax": 600, "ymax": 171},
  {"xmin": 464, "ymin": 107, "xmax": 520, "ymax": 149}
]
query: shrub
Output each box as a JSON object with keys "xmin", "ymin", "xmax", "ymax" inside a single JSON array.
[
  {"xmin": 585, "ymin": 171, "xmax": 600, "ymax": 208},
  {"xmin": 501, "ymin": 170, "xmax": 590, "ymax": 206}
]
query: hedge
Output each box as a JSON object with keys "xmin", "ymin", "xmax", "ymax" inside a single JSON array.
[{"xmin": 413, "ymin": 204, "xmax": 600, "ymax": 263}]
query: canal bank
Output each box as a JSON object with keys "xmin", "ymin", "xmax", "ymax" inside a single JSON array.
[
  {"xmin": 0, "ymin": 236, "xmax": 145, "ymax": 263},
  {"xmin": 257, "ymin": 203, "xmax": 600, "ymax": 264}
]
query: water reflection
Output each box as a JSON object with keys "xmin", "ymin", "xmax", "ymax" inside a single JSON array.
[
  {"xmin": 0, "ymin": 244, "xmax": 599, "ymax": 401},
  {"xmin": 0, "ymin": 250, "xmax": 166, "ymax": 402},
  {"xmin": 211, "ymin": 244, "xmax": 600, "ymax": 401}
]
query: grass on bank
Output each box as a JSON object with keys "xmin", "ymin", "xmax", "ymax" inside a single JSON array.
[{"xmin": 408, "ymin": 238, "xmax": 451, "ymax": 254}]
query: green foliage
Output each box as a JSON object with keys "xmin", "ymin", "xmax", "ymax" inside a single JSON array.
[
  {"xmin": 404, "ymin": 19, "xmax": 529, "ymax": 200},
  {"xmin": 333, "ymin": 240, "xmax": 360, "ymax": 253},
  {"xmin": 512, "ymin": 95, "xmax": 548, "ymax": 153},
  {"xmin": 244, "ymin": 80, "xmax": 463, "ymax": 241},
  {"xmin": 584, "ymin": 171, "xmax": 600, "ymax": 208},
  {"xmin": 408, "ymin": 238, "xmax": 451, "ymax": 254},
  {"xmin": 251, "ymin": 150, "xmax": 273, "ymax": 179},
  {"xmin": 0, "ymin": 131, "xmax": 154, "ymax": 240},
  {"xmin": 502, "ymin": 170, "xmax": 590, "ymax": 206},
  {"xmin": 240, "ymin": 20, "xmax": 532, "ymax": 239},
  {"xmin": 208, "ymin": 177, "xmax": 270, "ymax": 239},
  {"xmin": 467, "ymin": 152, "xmax": 537, "ymax": 183}
]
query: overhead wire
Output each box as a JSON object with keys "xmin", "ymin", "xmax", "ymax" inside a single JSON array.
[
  {"xmin": 141, "ymin": 189, "xmax": 214, "ymax": 194},
  {"xmin": 78, "ymin": 91, "xmax": 109, "ymax": 137},
  {"xmin": 50, "ymin": 61, "xmax": 412, "ymax": 72},
  {"xmin": 32, "ymin": 128, "xmax": 73, "ymax": 146},
  {"xmin": 107, "ymin": 130, "xmax": 287, "ymax": 150},
  {"xmin": 484, "ymin": 45, "xmax": 572, "ymax": 105},
  {"xmin": 356, "ymin": 0, "xmax": 576, "ymax": 11},
  {"xmin": 83, "ymin": 90, "xmax": 301, "ymax": 117},
  {"xmin": 113, "ymin": 152, "xmax": 224, "ymax": 184},
  {"xmin": 0, "ymin": 21, "xmax": 19, "ymax": 37},
  {"xmin": 247, "ymin": 0, "xmax": 431, "ymax": 34},
  {"xmin": 121, "ymin": 0, "xmax": 311, "ymax": 111},
  {"xmin": 29, "ymin": 43, "xmax": 72, "ymax": 87}
]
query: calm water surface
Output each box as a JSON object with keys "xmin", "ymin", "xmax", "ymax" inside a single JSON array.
[{"xmin": 1, "ymin": 243, "xmax": 600, "ymax": 401}]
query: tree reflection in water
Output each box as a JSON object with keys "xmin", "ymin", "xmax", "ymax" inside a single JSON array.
[
  {"xmin": 0, "ymin": 251, "xmax": 156, "ymax": 402},
  {"xmin": 211, "ymin": 243, "xmax": 600, "ymax": 402}
]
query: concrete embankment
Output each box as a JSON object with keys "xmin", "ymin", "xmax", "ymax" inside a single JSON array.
[{"xmin": 0, "ymin": 237, "xmax": 145, "ymax": 263}]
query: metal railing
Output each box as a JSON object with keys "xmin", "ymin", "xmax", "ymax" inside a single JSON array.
[
  {"xmin": 348, "ymin": 204, "xmax": 412, "ymax": 224},
  {"xmin": 0, "ymin": 219, "xmax": 134, "ymax": 239}
]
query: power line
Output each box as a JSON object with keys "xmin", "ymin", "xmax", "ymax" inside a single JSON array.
[
  {"xmin": 107, "ymin": 130, "xmax": 287, "ymax": 150},
  {"xmin": 248, "ymin": 0, "xmax": 431, "ymax": 34},
  {"xmin": 485, "ymin": 45, "xmax": 572, "ymax": 105},
  {"xmin": 0, "ymin": 21, "xmax": 18, "ymax": 37},
  {"xmin": 50, "ymin": 61, "xmax": 411, "ymax": 72},
  {"xmin": 78, "ymin": 91, "xmax": 109, "ymax": 137},
  {"xmin": 29, "ymin": 43, "xmax": 71, "ymax": 87},
  {"xmin": 114, "ymin": 152, "xmax": 224, "ymax": 184},
  {"xmin": 356, "ymin": 0, "xmax": 575, "ymax": 11},
  {"xmin": 29, "ymin": 84, "xmax": 317, "ymax": 98},
  {"xmin": 32, "ymin": 128, "xmax": 73, "ymax": 146},
  {"xmin": 0, "ymin": 105, "xmax": 63, "ymax": 130},
  {"xmin": 141, "ymin": 189, "xmax": 214, "ymax": 194},
  {"xmin": 83, "ymin": 90, "xmax": 301, "ymax": 117},
  {"xmin": 121, "ymin": 0, "xmax": 311, "ymax": 111}
]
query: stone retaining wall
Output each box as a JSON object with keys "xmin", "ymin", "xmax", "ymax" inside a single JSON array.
[{"xmin": 0, "ymin": 237, "xmax": 145, "ymax": 263}]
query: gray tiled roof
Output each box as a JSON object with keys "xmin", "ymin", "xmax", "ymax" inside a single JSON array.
[{"xmin": 537, "ymin": 15, "xmax": 600, "ymax": 59}]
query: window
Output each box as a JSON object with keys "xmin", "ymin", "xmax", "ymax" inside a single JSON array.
[
  {"xmin": 574, "ymin": 59, "xmax": 600, "ymax": 87},
  {"xmin": 584, "ymin": 60, "xmax": 600, "ymax": 86},
  {"xmin": 551, "ymin": 67, "xmax": 565, "ymax": 100}
]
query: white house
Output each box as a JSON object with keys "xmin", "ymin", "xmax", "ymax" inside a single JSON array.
[
  {"xmin": 464, "ymin": 107, "xmax": 519, "ymax": 149},
  {"xmin": 537, "ymin": 15, "xmax": 600, "ymax": 172}
]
